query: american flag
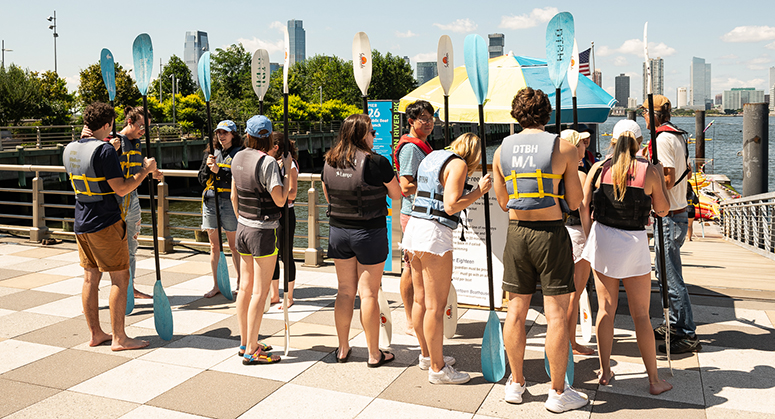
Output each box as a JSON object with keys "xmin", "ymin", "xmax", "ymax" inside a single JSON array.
[{"xmin": 579, "ymin": 47, "xmax": 592, "ymax": 76}]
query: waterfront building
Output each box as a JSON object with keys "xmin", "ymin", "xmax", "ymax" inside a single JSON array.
[
  {"xmin": 593, "ymin": 70, "xmax": 602, "ymax": 87},
  {"xmin": 715, "ymin": 93, "xmax": 723, "ymax": 106},
  {"xmin": 184, "ymin": 31, "xmax": 209, "ymax": 86},
  {"xmin": 722, "ymin": 88, "xmax": 764, "ymax": 111},
  {"xmin": 690, "ymin": 57, "xmax": 712, "ymax": 109},
  {"xmin": 416, "ymin": 62, "xmax": 438, "ymax": 85},
  {"xmin": 627, "ymin": 97, "xmax": 637, "ymax": 108},
  {"xmin": 288, "ymin": 19, "xmax": 305, "ymax": 66},
  {"xmin": 615, "ymin": 73, "xmax": 630, "ymax": 108},
  {"xmin": 642, "ymin": 57, "xmax": 664, "ymax": 102},
  {"xmin": 677, "ymin": 87, "xmax": 688, "ymax": 108},
  {"xmin": 769, "ymin": 66, "xmax": 775, "ymax": 110},
  {"xmin": 270, "ymin": 63, "xmax": 281, "ymax": 75},
  {"xmin": 488, "ymin": 33, "xmax": 505, "ymax": 58}
]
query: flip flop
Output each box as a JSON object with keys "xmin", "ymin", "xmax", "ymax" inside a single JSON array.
[
  {"xmin": 367, "ymin": 350, "xmax": 394, "ymax": 368},
  {"xmin": 237, "ymin": 342, "xmax": 273, "ymax": 357},
  {"xmin": 242, "ymin": 349, "xmax": 281, "ymax": 365},
  {"xmin": 335, "ymin": 347, "xmax": 351, "ymax": 363}
]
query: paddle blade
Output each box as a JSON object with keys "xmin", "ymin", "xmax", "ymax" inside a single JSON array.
[
  {"xmin": 197, "ymin": 51, "xmax": 211, "ymax": 102},
  {"xmin": 153, "ymin": 280, "xmax": 173, "ymax": 341},
  {"xmin": 132, "ymin": 34, "xmax": 153, "ymax": 96},
  {"xmin": 283, "ymin": 26, "xmax": 290, "ymax": 94},
  {"xmin": 545, "ymin": 12, "xmax": 575, "ymax": 89},
  {"xmin": 443, "ymin": 284, "xmax": 458, "ymax": 339},
  {"xmin": 463, "ymin": 34, "xmax": 488, "ymax": 105},
  {"xmin": 378, "ymin": 287, "xmax": 392, "ymax": 348},
  {"xmin": 481, "ymin": 310, "xmax": 506, "ymax": 382},
  {"xmin": 644, "ymin": 22, "xmax": 652, "ymax": 95},
  {"xmin": 352, "ymin": 32, "xmax": 372, "ymax": 97},
  {"xmin": 216, "ymin": 251, "xmax": 233, "ymax": 301},
  {"xmin": 568, "ymin": 39, "xmax": 580, "ymax": 97},
  {"xmin": 125, "ymin": 264, "xmax": 134, "ymax": 315},
  {"xmin": 437, "ymin": 35, "xmax": 454, "ymax": 95},
  {"xmin": 580, "ymin": 287, "xmax": 592, "ymax": 343},
  {"xmin": 252, "ymin": 49, "xmax": 271, "ymax": 100},
  {"xmin": 100, "ymin": 48, "xmax": 116, "ymax": 101},
  {"xmin": 544, "ymin": 340, "xmax": 575, "ymax": 385}
]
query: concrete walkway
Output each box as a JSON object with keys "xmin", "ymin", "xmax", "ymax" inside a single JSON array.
[{"xmin": 1, "ymin": 222, "xmax": 775, "ymax": 419}]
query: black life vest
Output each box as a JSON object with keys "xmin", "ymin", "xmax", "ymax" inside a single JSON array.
[
  {"xmin": 592, "ymin": 157, "xmax": 652, "ymax": 231},
  {"xmin": 322, "ymin": 150, "xmax": 388, "ymax": 221},
  {"xmin": 231, "ymin": 148, "xmax": 281, "ymax": 222},
  {"xmin": 204, "ymin": 146, "xmax": 243, "ymax": 199}
]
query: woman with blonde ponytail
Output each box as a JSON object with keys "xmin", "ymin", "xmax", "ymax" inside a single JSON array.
[{"xmin": 580, "ymin": 119, "xmax": 673, "ymax": 395}]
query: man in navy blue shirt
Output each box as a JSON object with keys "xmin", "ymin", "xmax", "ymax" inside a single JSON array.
[{"xmin": 64, "ymin": 102, "xmax": 157, "ymax": 351}]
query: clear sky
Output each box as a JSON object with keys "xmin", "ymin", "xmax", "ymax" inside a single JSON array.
[{"xmin": 2, "ymin": 0, "xmax": 774, "ymax": 105}]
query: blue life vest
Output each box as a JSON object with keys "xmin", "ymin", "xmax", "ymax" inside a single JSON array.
[
  {"xmin": 204, "ymin": 146, "xmax": 243, "ymax": 198},
  {"xmin": 411, "ymin": 149, "xmax": 463, "ymax": 229},
  {"xmin": 63, "ymin": 138, "xmax": 117, "ymax": 203},
  {"xmin": 500, "ymin": 131, "xmax": 567, "ymax": 212}
]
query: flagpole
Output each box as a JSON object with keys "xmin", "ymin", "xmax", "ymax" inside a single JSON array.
[{"xmin": 590, "ymin": 42, "xmax": 595, "ymax": 76}]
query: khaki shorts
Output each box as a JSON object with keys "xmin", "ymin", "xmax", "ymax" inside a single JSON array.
[
  {"xmin": 502, "ymin": 220, "xmax": 575, "ymax": 296},
  {"xmin": 76, "ymin": 220, "xmax": 130, "ymax": 272}
]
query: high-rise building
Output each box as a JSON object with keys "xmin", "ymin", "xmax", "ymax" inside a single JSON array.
[
  {"xmin": 769, "ymin": 67, "xmax": 775, "ymax": 110},
  {"xmin": 416, "ymin": 62, "xmax": 438, "ymax": 85},
  {"xmin": 642, "ymin": 57, "xmax": 664, "ymax": 102},
  {"xmin": 627, "ymin": 97, "xmax": 637, "ymax": 108},
  {"xmin": 288, "ymin": 19, "xmax": 305, "ymax": 67},
  {"xmin": 270, "ymin": 63, "xmax": 281, "ymax": 75},
  {"xmin": 614, "ymin": 73, "xmax": 630, "ymax": 108},
  {"xmin": 593, "ymin": 70, "xmax": 602, "ymax": 87},
  {"xmin": 677, "ymin": 87, "xmax": 688, "ymax": 108},
  {"xmin": 184, "ymin": 31, "xmax": 209, "ymax": 85},
  {"xmin": 690, "ymin": 57, "xmax": 712, "ymax": 108},
  {"xmin": 403, "ymin": 56, "xmax": 410, "ymax": 66},
  {"xmin": 715, "ymin": 93, "xmax": 723, "ymax": 106},
  {"xmin": 488, "ymin": 33, "xmax": 505, "ymax": 58},
  {"xmin": 722, "ymin": 87, "xmax": 764, "ymax": 111}
]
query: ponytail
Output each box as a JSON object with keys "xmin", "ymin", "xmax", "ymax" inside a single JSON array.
[{"xmin": 610, "ymin": 132, "xmax": 639, "ymax": 201}]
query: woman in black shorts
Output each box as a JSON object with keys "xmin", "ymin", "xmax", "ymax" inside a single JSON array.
[
  {"xmin": 321, "ymin": 113, "xmax": 402, "ymax": 367},
  {"xmin": 230, "ymin": 115, "xmax": 292, "ymax": 365}
]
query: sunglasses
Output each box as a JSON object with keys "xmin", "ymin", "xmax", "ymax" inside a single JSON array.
[{"xmin": 369, "ymin": 129, "xmax": 376, "ymax": 136}]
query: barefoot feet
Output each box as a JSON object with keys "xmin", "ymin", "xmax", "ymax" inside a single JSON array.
[
  {"xmin": 134, "ymin": 289, "xmax": 152, "ymax": 299},
  {"xmin": 112, "ymin": 336, "xmax": 150, "ymax": 351},
  {"xmin": 649, "ymin": 379, "xmax": 673, "ymax": 395},
  {"xmin": 89, "ymin": 331, "xmax": 112, "ymax": 347},
  {"xmin": 204, "ymin": 287, "xmax": 221, "ymax": 298},
  {"xmin": 598, "ymin": 370, "xmax": 615, "ymax": 386},
  {"xmin": 572, "ymin": 343, "xmax": 595, "ymax": 355}
]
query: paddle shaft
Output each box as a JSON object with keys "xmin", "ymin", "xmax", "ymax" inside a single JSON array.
[
  {"xmin": 362, "ymin": 95, "xmax": 368, "ymax": 114},
  {"xmin": 110, "ymin": 100, "xmax": 117, "ymax": 138},
  {"xmin": 572, "ymin": 96, "xmax": 578, "ymax": 130},
  {"xmin": 444, "ymin": 95, "xmax": 450, "ymax": 146},
  {"xmin": 141, "ymin": 96, "xmax": 162, "ymax": 283},
  {"xmin": 477, "ymin": 105, "xmax": 496, "ymax": 310},
  {"xmin": 283, "ymin": 92, "xmax": 291, "ymax": 294},
  {"xmin": 259, "ymin": 100, "xmax": 264, "ymax": 115},
  {"xmin": 555, "ymin": 88, "xmax": 562, "ymax": 135},
  {"xmin": 647, "ymin": 93, "xmax": 669, "ymax": 312},
  {"xmin": 204, "ymin": 102, "xmax": 225, "ymax": 252}
]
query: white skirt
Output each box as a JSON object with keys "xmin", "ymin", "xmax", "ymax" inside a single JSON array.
[
  {"xmin": 565, "ymin": 224, "xmax": 586, "ymax": 263},
  {"xmin": 400, "ymin": 216, "xmax": 453, "ymax": 256},
  {"xmin": 580, "ymin": 221, "xmax": 651, "ymax": 279}
]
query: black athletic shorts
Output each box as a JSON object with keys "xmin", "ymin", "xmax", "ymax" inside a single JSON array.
[
  {"xmin": 236, "ymin": 224, "xmax": 279, "ymax": 259},
  {"xmin": 328, "ymin": 226, "xmax": 388, "ymax": 265}
]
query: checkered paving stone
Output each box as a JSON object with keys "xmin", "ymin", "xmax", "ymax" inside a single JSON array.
[{"xmin": 1, "ymin": 235, "xmax": 775, "ymax": 418}]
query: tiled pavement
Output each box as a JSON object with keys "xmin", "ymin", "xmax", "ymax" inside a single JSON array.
[{"xmin": 2, "ymin": 229, "xmax": 775, "ymax": 418}]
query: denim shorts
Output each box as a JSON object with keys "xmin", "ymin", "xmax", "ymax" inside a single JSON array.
[
  {"xmin": 328, "ymin": 226, "xmax": 388, "ymax": 265},
  {"xmin": 201, "ymin": 197, "xmax": 238, "ymax": 232}
]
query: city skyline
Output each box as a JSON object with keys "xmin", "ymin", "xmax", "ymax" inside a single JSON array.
[{"xmin": 1, "ymin": 1, "xmax": 773, "ymax": 106}]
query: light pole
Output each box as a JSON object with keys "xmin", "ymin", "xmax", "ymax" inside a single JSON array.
[
  {"xmin": 47, "ymin": 11, "xmax": 58, "ymax": 73},
  {"xmin": 1, "ymin": 40, "xmax": 12, "ymax": 68},
  {"xmin": 169, "ymin": 73, "xmax": 176, "ymax": 124}
]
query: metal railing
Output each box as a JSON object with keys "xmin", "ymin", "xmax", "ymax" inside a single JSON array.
[
  {"xmin": 0, "ymin": 164, "xmax": 325, "ymax": 266},
  {"xmin": 720, "ymin": 191, "xmax": 775, "ymax": 260},
  {"xmin": 0, "ymin": 124, "xmax": 184, "ymax": 150}
]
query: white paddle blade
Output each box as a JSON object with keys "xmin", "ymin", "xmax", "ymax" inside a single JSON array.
[
  {"xmin": 437, "ymin": 35, "xmax": 454, "ymax": 95},
  {"xmin": 580, "ymin": 287, "xmax": 592, "ymax": 344},
  {"xmin": 644, "ymin": 22, "xmax": 652, "ymax": 95},
  {"xmin": 283, "ymin": 27, "xmax": 290, "ymax": 94},
  {"xmin": 252, "ymin": 49, "xmax": 271, "ymax": 100},
  {"xmin": 378, "ymin": 287, "xmax": 392, "ymax": 348},
  {"xmin": 443, "ymin": 284, "xmax": 458, "ymax": 339},
  {"xmin": 568, "ymin": 39, "xmax": 580, "ymax": 97},
  {"xmin": 352, "ymin": 32, "xmax": 372, "ymax": 96}
]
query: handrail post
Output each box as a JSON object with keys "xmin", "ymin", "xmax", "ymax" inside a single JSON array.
[
  {"xmin": 36, "ymin": 127, "xmax": 42, "ymax": 149},
  {"xmin": 29, "ymin": 171, "xmax": 49, "ymax": 242},
  {"xmin": 157, "ymin": 178, "xmax": 173, "ymax": 253},
  {"xmin": 303, "ymin": 179, "xmax": 323, "ymax": 266}
]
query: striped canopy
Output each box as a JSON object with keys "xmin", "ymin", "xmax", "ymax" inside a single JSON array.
[{"xmin": 399, "ymin": 54, "xmax": 616, "ymax": 125}]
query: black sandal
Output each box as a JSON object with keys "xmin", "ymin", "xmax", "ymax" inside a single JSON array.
[
  {"xmin": 335, "ymin": 347, "xmax": 351, "ymax": 363},
  {"xmin": 367, "ymin": 350, "xmax": 394, "ymax": 368}
]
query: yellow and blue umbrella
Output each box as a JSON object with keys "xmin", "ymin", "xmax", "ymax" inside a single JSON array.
[{"xmin": 399, "ymin": 54, "xmax": 616, "ymax": 125}]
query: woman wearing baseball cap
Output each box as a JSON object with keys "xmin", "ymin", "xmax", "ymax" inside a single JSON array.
[{"xmin": 198, "ymin": 120, "xmax": 244, "ymax": 298}]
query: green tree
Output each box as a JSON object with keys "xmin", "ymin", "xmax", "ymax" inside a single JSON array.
[
  {"xmin": 0, "ymin": 65, "xmax": 43, "ymax": 125},
  {"xmin": 78, "ymin": 62, "xmax": 140, "ymax": 110},
  {"xmin": 34, "ymin": 70, "xmax": 76, "ymax": 125},
  {"xmin": 211, "ymin": 43, "xmax": 251, "ymax": 101},
  {"xmin": 267, "ymin": 95, "xmax": 360, "ymax": 125},
  {"xmin": 370, "ymin": 50, "xmax": 416, "ymax": 101},
  {"xmin": 150, "ymin": 55, "xmax": 196, "ymax": 99},
  {"xmin": 173, "ymin": 94, "xmax": 206, "ymax": 134},
  {"xmin": 276, "ymin": 54, "xmax": 360, "ymax": 106}
]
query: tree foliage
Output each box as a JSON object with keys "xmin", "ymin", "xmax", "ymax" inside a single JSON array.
[
  {"xmin": 0, "ymin": 65, "xmax": 43, "ymax": 126},
  {"xmin": 267, "ymin": 95, "xmax": 360, "ymax": 125},
  {"xmin": 34, "ymin": 70, "xmax": 76, "ymax": 125},
  {"xmin": 149, "ymin": 55, "xmax": 196, "ymax": 98},
  {"xmin": 78, "ymin": 61, "xmax": 140, "ymax": 110}
]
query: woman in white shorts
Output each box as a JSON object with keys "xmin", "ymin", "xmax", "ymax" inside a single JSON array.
[
  {"xmin": 580, "ymin": 120, "xmax": 673, "ymax": 395},
  {"xmin": 401, "ymin": 133, "xmax": 492, "ymax": 385}
]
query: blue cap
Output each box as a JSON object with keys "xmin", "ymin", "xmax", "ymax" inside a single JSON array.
[
  {"xmin": 246, "ymin": 115, "xmax": 272, "ymax": 138},
  {"xmin": 215, "ymin": 120, "xmax": 237, "ymax": 133}
]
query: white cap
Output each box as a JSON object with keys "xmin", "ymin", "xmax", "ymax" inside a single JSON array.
[{"xmin": 612, "ymin": 119, "xmax": 642, "ymax": 141}]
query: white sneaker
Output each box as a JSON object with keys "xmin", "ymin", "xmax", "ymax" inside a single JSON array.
[
  {"xmin": 504, "ymin": 374, "xmax": 526, "ymax": 404},
  {"xmin": 428, "ymin": 364, "xmax": 470, "ymax": 384},
  {"xmin": 418, "ymin": 354, "xmax": 456, "ymax": 370},
  {"xmin": 544, "ymin": 385, "xmax": 589, "ymax": 413}
]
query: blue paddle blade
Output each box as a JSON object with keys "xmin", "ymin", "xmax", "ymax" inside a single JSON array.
[
  {"xmin": 100, "ymin": 48, "xmax": 116, "ymax": 101},
  {"xmin": 544, "ymin": 340, "xmax": 575, "ymax": 385},
  {"xmin": 153, "ymin": 279, "xmax": 173, "ymax": 341},
  {"xmin": 198, "ymin": 51, "xmax": 211, "ymax": 102},
  {"xmin": 545, "ymin": 12, "xmax": 575, "ymax": 89},
  {"xmin": 125, "ymin": 265, "xmax": 135, "ymax": 315},
  {"xmin": 132, "ymin": 34, "xmax": 153, "ymax": 96},
  {"xmin": 463, "ymin": 34, "xmax": 489, "ymax": 106},
  {"xmin": 481, "ymin": 310, "xmax": 506, "ymax": 383},
  {"xmin": 217, "ymin": 251, "xmax": 233, "ymax": 301}
]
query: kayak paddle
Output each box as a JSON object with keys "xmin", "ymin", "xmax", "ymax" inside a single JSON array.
[
  {"xmin": 378, "ymin": 287, "xmax": 392, "ymax": 348},
  {"xmin": 132, "ymin": 33, "xmax": 173, "ymax": 341},
  {"xmin": 443, "ymin": 285, "xmax": 458, "ymax": 339},
  {"xmin": 352, "ymin": 32, "xmax": 372, "ymax": 114},
  {"xmin": 437, "ymin": 35, "xmax": 454, "ymax": 147},
  {"xmin": 251, "ymin": 49, "xmax": 271, "ymax": 114},
  {"xmin": 568, "ymin": 39, "xmax": 580, "ymax": 130},
  {"xmin": 282, "ymin": 25, "xmax": 291, "ymax": 356}
]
